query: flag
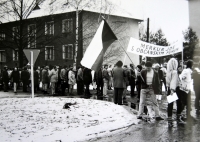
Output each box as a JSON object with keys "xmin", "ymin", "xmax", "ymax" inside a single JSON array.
[{"xmin": 80, "ymin": 20, "xmax": 117, "ymax": 72}]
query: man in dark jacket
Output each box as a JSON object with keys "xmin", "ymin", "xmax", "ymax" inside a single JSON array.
[
  {"xmin": 83, "ymin": 67, "xmax": 92, "ymax": 98},
  {"xmin": 77, "ymin": 65, "xmax": 84, "ymax": 95},
  {"xmin": 34, "ymin": 67, "xmax": 39, "ymax": 92},
  {"xmin": 137, "ymin": 61, "xmax": 163, "ymax": 120},
  {"xmin": 10, "ymin": 67, "xmax": 20, "ymax": 93},
  {"xmin": 2, "ymin": 65, "xmax": 9, "ymax": 92},
  {"xmin": 129, "ymin": 64, "xmax": 136, "ymax": 97},
  {"xmin": 21, "ymin": 66, "xmax": 30, "ymax": 92},
  {"xmin": 113, "ymin": 61, "xmax": 126, "ymax": 105},
  {"xmin": 94, "ymin": 68, "xmax": 103, "ymax": 99}
]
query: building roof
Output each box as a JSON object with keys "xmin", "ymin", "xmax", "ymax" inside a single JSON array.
[{"xmin": 0, "ymin": 0, "xmax": 143, "ymax": 23}]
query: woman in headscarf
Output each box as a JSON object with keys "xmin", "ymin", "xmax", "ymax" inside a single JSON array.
[{"xmin": 166, "ymin": 58, "xmax": 182, "ymax": 126}]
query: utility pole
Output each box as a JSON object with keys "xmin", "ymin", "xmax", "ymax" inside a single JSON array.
[
  {"xmin": 146, "ymin": 18, "xmax": 149, "ymax": 43},
  {"xmin": 146, "ymin": 18, "xmax": 150, "ymax": 61}
]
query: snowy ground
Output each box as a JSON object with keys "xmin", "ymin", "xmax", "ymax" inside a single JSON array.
[{"xmin": 0, "ymin": 98, "xmax": 139, "ymax": 142}]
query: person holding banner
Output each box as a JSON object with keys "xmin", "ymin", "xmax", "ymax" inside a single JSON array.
[{"xmin": 137, "ymin": 61, "xmax": 164, "ymax": 120}]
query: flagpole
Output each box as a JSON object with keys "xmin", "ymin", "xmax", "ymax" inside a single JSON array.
[
  {"xmin": 123, "ymin": 54, "xmax": 127, "ymax": 64},
  {"xmin": 117, "ymin": 40, "xmax": 134, "ymax": 65},
  {"xmin": 117, "ymin": 39, "xmax": 145, "ymax": 82}
]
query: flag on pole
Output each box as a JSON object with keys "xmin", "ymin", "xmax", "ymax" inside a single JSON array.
[{"xmin": 80, "ymin": 20, "xmax": 117, "ymax": 72}]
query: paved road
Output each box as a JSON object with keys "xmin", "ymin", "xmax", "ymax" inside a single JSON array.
[{"xmin": 89, "ymin": 93, "xmax": 200, "ymax": 142}]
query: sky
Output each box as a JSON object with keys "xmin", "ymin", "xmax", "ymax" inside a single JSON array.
[{"xmin": 113, "ymin": 0, "xmax": 189, "ymax": 44}]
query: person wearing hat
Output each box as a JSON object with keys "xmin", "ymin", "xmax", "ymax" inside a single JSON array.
[{"xmin": 2, "ymin": 65, "xmax": 9, "ymax": 92}]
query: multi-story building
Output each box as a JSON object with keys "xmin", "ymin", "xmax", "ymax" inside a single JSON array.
[{"xmin": 0, "ymin": 10, "xmax": 142, "ymax": 71}]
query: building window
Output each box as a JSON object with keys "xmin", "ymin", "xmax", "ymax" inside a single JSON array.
[
  {"xmin": 13, "ymin": 27, "xmax": 19, "ymax": 40},
  {"xmin": 0, "ymin": 33, "xmax": 5, "ymax": 40},
  {"xmin": 45, "ymin": 21, "xmax": 54, "ymax": 35},
  {"xmin": 13, "ymin": 49, "xmax": 18, "ymax": 61},
  {"xmin": 0, "ymin": 50, "xmax": 6, "ymax": 62},
  {"xmin": 28, "ymin": 24, "xmax": 36, "ymax": 48},
  {"xmin": 62, "ymin": 44, "xmax": 73, "ymax": 59},
  {"xmin": 62, "ymin": 19, "xmax": 73, "ymax": 33},
  {"xmin": 45, "ymin": 46, "xmax": 54, "ymax": 60}
]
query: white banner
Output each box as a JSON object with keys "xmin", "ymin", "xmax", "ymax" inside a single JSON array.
[{"xmin": 127, "ymin": 37, "xmax": 183, "ymax": 57}]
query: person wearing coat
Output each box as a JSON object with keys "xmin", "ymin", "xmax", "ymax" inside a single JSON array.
[
  {"xmin": 21, "ymin": 66, "xmax": 30, "ymax": 92},
  {"xmin": 77, "ymin": 65, "xmax": 84, "ymax": 95},
  {"xmin": 112, "ymin": 60, "xmax": 126, "ymax": 105},
  {"xmin": 83, "ymin": 67, "xmax": 92, "ymax": 98},
  {"xmin": 34, "ymin": 67, "xmax": 39, "ymax": 93},
  {"xmin": 42, "ymin": 66, "xmax": 49, "ymax": 94},
  {"xmin": 178, "ymin": 59, "xmax": 194, "ymax": 120},
  {"xmin": 94, "ymin": 68, "xmax": 103, "ymax": 99},
  {"xmin": 2, "ymin": 65, "xmax": 9, "ymax": 92},
  {"xmin": 129, "ymin": 64, "xmax": 136, "ymax": 98},
  {"xmin": 137, "ymin": 61, "xmax": 164, "ymax": 120},
  {"xmin": 165, "ymin": 58, "xmax": 182, "ymax": 126},
  {"xmin": 68, "ymin": 67, "xmax": 76, "ymax": 95},
  {"xmin": 49, "ymin": 65, "xmax": 58, "ymax": 95},
  {"xmin": 102, "ymin": 64, "xmax": 109, "ymax": 97},
  {"xmin": 10, "ymin": 67, "xmax": 20, "ymax": 93}
]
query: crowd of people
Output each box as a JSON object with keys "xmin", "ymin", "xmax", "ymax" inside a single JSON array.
[{"xmin": 0, "ymin": 57, "xmax": 200, "ymax": 127}]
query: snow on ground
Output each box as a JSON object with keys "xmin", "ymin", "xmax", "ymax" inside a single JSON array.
[{"xmin": 0, "ymin": 98, "xmax": 139, "ymax": 142}]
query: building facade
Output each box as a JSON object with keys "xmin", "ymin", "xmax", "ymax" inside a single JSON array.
[{"xmin": 0, "ymin": 10, "xmax": 142, "ymax": 71}]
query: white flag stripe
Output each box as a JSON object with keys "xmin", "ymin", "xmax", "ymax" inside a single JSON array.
[
  {"xmin": 80, "ymin": 21, "xmax": 104, "ymax": 69},
  {"xmin": 127, "ymin": 37, "xmax": 183, "ymax": 57}
]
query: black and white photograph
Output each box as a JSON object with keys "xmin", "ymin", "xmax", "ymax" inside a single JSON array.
[{"xmin": 0, "ymin": 0, "xmax": 200, "ymax": 141}]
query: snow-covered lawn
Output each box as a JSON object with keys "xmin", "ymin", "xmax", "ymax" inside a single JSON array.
[{"xmin": 0, "ymin": 98, "xmax": 139, "ymax": 142}]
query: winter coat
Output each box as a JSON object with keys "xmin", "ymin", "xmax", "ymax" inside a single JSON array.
[
  {"xmin": 166, "ymin": 58, "xmax": 179, "ymax": 91},
  {"xmin": 83, "ymin": 68, "xmax": 92, "ymax": 85},
  {"xmin": 21, "ymin": 70, "xmax": 30, "ymax": 82},
  {"xmin": 49, "ymin": 69, "xmax": 58, "ymax": 83},
  {"xmin": 102, "ymin": 68, "xmax": 109, "ymax": 82},
  {"xmin": 112, "ymin": 66, "xmax": 126, "ymax": 89},
  {"xmin": 94, "ymin": 69, "xmax": 103, "ymax": 85},
  {"xmin": 128, "ymin": 68, "xmax": 136, "ymax": 84},
  {"xmin": 77, "ymin": 68, "xmax": 83, "ymax": 81},
  {"xmin": 179, "ymin": 68, "xmax": 193, "ymax": 93},
  {"xmin": 42, "ymin": 69, "xmax": 49, "ymax": 83},
  {"xmin": 68, "ymin": 70, "xmax": 76, "ymax": 85},
  {"xmin": 34, "ymin": 71, "xmax": 39, "ymax": 85},
  {"xmin": 10, "ymin": 70, "xmax": 20, "ymax": 83},
  {"xmin": 2, "ymin": 70, "xmax": 9, "ymax": 82}
]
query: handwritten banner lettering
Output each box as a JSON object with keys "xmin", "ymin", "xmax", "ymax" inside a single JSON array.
[{"xmin": 127, "ymin": 38, "xmax": 183, "ymax": 57}]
